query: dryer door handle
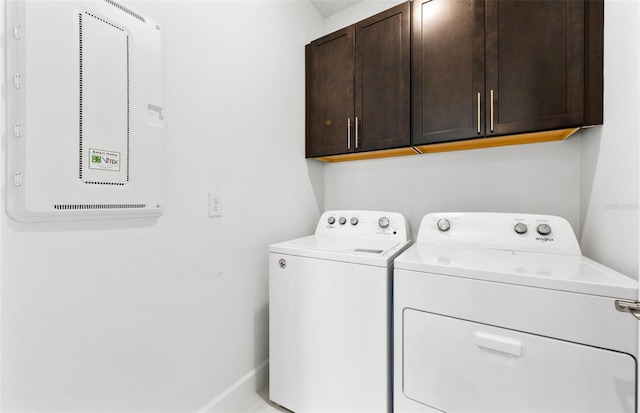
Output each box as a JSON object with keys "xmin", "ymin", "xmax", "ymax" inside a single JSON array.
[
  {"xmin": 474, "ymin": 332, "xmax": 523, "ymax": 357},
  {"xmin": 615, "ymin": 300, "xmax": 640, "ymax": 320}
]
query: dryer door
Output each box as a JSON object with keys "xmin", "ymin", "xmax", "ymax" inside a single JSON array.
[{"xmin": 403, "ymin": 309, "xmax": 636, "ymax": 413}]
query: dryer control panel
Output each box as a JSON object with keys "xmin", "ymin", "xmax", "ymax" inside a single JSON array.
[
  {"xmin": 316, "ymin": 210, "xmax": 410, "ymax": 242},
  {"xmin": 417, "ymin": 212, "xmax": 581, "ymax": 256}
]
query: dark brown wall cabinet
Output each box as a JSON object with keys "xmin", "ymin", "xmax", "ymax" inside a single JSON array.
[
  {"xmin": 306, "ymin": 3, "xmax": 410, "ymax": 158},
  {"xmin": 412, "ymin": 0, "xmax": 603, "ymax": 147}
]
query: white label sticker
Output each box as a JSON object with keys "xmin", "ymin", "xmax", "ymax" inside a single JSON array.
[{"xmin": 89, "ymin": 149, "xmax": 121, "ymax": 171}]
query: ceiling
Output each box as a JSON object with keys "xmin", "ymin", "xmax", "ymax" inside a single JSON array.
[{"xmin": 310, "ymin": 0, "xmax": 362, "ymax": 17}]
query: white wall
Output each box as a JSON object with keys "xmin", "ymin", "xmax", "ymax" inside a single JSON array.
[
  {"xmin": 323, "ymin": 0, "xmax": 639, "ymax": 279},
  {"xmin": 0, "ymin": 1, "xmax": 324, "ymax": 411},
  {"xmin": 579, "ymin": 0, "xmax": 640, "ymax": 280},
  {"xmin": 2, "ymin": 0, "xmax": 638, "ymax": 412},
  {"xmin": 324, "ymin": 0, "xmax": 404, "ymax": 33},
  {"xmin": 325, "ymin": 141, "xmax": 582, "ymax": 243}
]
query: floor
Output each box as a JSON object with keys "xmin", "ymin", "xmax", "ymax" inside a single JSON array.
[{"xmin": 239, "ymin": 382, "xmax": 291, "ymax": 413}]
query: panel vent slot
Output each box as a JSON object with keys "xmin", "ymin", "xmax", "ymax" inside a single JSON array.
[
  {"xmin": 103, "ymin": 0, "xmax": 147, "ymax": 23},
  {"xmin": 54, "ymin": 204, "xmax": 146, "ymax": 210},
  {"xmin": 79, "ymin": 13, "xmax": 83, "ymax": 179},
  {"xmin": 84, "ymin": 181, "xmax": 126, "ymax": 186}
]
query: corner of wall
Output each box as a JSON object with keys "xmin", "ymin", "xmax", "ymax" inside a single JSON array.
[
  {"xmin": 322, "ymin": 0, "xmax": 405, "ymax": 35},
  {"xmin": 198, "ymin": 360, "xmax": 269, "ymax": 413},
  {"xmin": 0, "ymin": 0, "xmax": 6, "ymax": 410},
  {"xmin": 577, "ymin": 0, "xmax": 640, "ymax": 279}
]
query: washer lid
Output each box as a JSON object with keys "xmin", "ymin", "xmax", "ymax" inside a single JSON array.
[
  {"xmin": 270, "ymin": 235, "xmax": 411, "ymax": 267},
  {"xmin": 394, "ymin": 243, "xmax": 637, "ymax": 300}
]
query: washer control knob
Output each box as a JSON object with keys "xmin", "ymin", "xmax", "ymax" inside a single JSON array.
[
  {"xmin": 378, "ymin": 217, "xmax": 390, "ymax": 228},
  {"xmin": 339, "ymin": 217, "xmax": 347, "ymax": 225},
  {"xmin": 514, "ymin": 223, "xmax": 528, "ymax": 234},
  {"xmin": 437, "ymin": 218, "xmax": 451, "ymax": 232},
  {"xmin": 328, "ymin": 216, "xmax": 335, "ymax": 225},
  {"xmin": 350, "ymin": 217, "xmax": 358, "ymax": 226},
  {"xmin": 537, "ymin": 224, "xmax": 552, "ymax": 236}
]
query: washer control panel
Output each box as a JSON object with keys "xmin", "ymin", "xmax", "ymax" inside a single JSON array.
[
  {"xmin": 419, "ymin": 212, "xmax": 581, "ymax": 255},
  {"xmin": 317, "ymin": 210, "xmax": 410, "ymax": 241}
]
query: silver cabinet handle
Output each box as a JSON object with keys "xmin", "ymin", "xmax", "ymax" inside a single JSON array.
[
  {"xmin": 347, "ymin": 118, "xmax": 352, "ymax": 149},
  {"xmin": 490, "ymin": 89, "xmax": 494, "ymax": 133},
  {"xmin": 355, "ymin": 117, "xmax": 359, "ymax": 148},
  {"xmin": 477, "ymin": 93, "xmax": 481, "ymax": 134}
]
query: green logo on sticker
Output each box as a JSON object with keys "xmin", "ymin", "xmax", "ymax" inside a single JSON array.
[{"xmin": 91, "ymin": 155, "xmax": 102, "ymax": 164}]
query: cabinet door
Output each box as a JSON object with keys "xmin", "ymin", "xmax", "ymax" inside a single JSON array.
[
  {"xmin": 306, "ymin": 28, "xmax": 355, "ymax": 158},
  {"xmin": 355, "ymin": 2, "xmax": 410, "ymax": 152},
  {"xmin": 411, "ymin": 0, "xmax": 485, "ymax": 145},
  {"xmin": 485, "ymin": 0, "xmax": 584, "ymax": 136}
]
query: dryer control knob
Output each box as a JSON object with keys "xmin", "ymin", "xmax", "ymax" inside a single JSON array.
[
  {"xmin": 514, "ymin": 223, "xmax": 528, "ymax": 234},
  {"xmin": 437, "ymin": 218, "xmax": 451, "ymax": 232},
  {"xmin": 339, "ymin": 217, "xmax": 347, "ymax": 225},
  {"xmin": 328, "ymin": 216, "xmax": 335, "ymax": 225},
  {"xmin": 378, "ymin": 217, "xmax": 390, "ymax": 228},
  {"xmin": 537, "ymin": 224, "xmax": 552, "ymax": 236},
  {"xmin": 350, "ymin": 217, "xmax": 359, "ymax": 226}
]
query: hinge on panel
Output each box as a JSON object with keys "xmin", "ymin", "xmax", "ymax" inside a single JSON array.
[
  {"xmin": 14, "ymin": 123, "xmax": 22, "ymax": 138},
  {"xmin": 13, "ymin": 74, "xmax": 21, "ymax": 89},
  {"xmin": 615, "ymin": 300, "xmax": 640, "ymax": 320},
  {"xmin": 13, "ymin": 25, "xmax": 22, "ymax": 40},
  {"xmin": 14, "ymin": 172, "xmax": 22, "ymax": 187}
]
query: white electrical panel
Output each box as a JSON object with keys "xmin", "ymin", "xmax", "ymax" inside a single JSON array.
[{"xmin": 6, "ymin": 0, "xmax": 164, "ymax": 221}]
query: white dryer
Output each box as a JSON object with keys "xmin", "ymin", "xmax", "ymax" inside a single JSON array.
[
  {"xmin": 269, "ymin": 210, "xmax": 411, "ymax": 412},
  {"xmin": 394, "ymin": 212, "xmax": 638, "ymax": 413}
]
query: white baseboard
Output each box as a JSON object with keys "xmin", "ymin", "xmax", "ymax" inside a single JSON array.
[{"xmin": 198, "ymin": 359, "xmax": 269, "ymax": 413}]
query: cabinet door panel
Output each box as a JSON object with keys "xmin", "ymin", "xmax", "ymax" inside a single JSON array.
[
  {"xmin": 486, "ymin": 0, "xmax": 584, "ymax": 136},
  {"xmin": 412, "ymin": 0, "xmax": 485, "ymax": 145},
  {"xmin": 356, "ymin": 2, "xmax": 410, "ymax": 151},
  {"xmin": 306, "ymin": 28, "xmax": 355, "ymax": 157}
]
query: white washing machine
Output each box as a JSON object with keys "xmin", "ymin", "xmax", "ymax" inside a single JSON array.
[
  {"xmin": 269, "ymin": 210, "xmax": 411, "ymax": 412},
  {"xmin": 393, "ymin": 212, "xmax": 638, "ymax": 413}
]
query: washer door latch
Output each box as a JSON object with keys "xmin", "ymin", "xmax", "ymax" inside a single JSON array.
[{"xmin": 615, "ymin": 300, "xmax": 640, "ymax": 320}]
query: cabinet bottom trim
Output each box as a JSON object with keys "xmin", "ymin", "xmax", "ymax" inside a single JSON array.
[
  {"xmin": 312, "ymin": 128, "xmax": 581, "ymax": 162},
  {"xmin": 314, "ymin": 147, "xmax": 420, "ymax": 163},
  {"xmin": 414, "ymin": 128, "xmax": 580, "ymax": 155}
]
